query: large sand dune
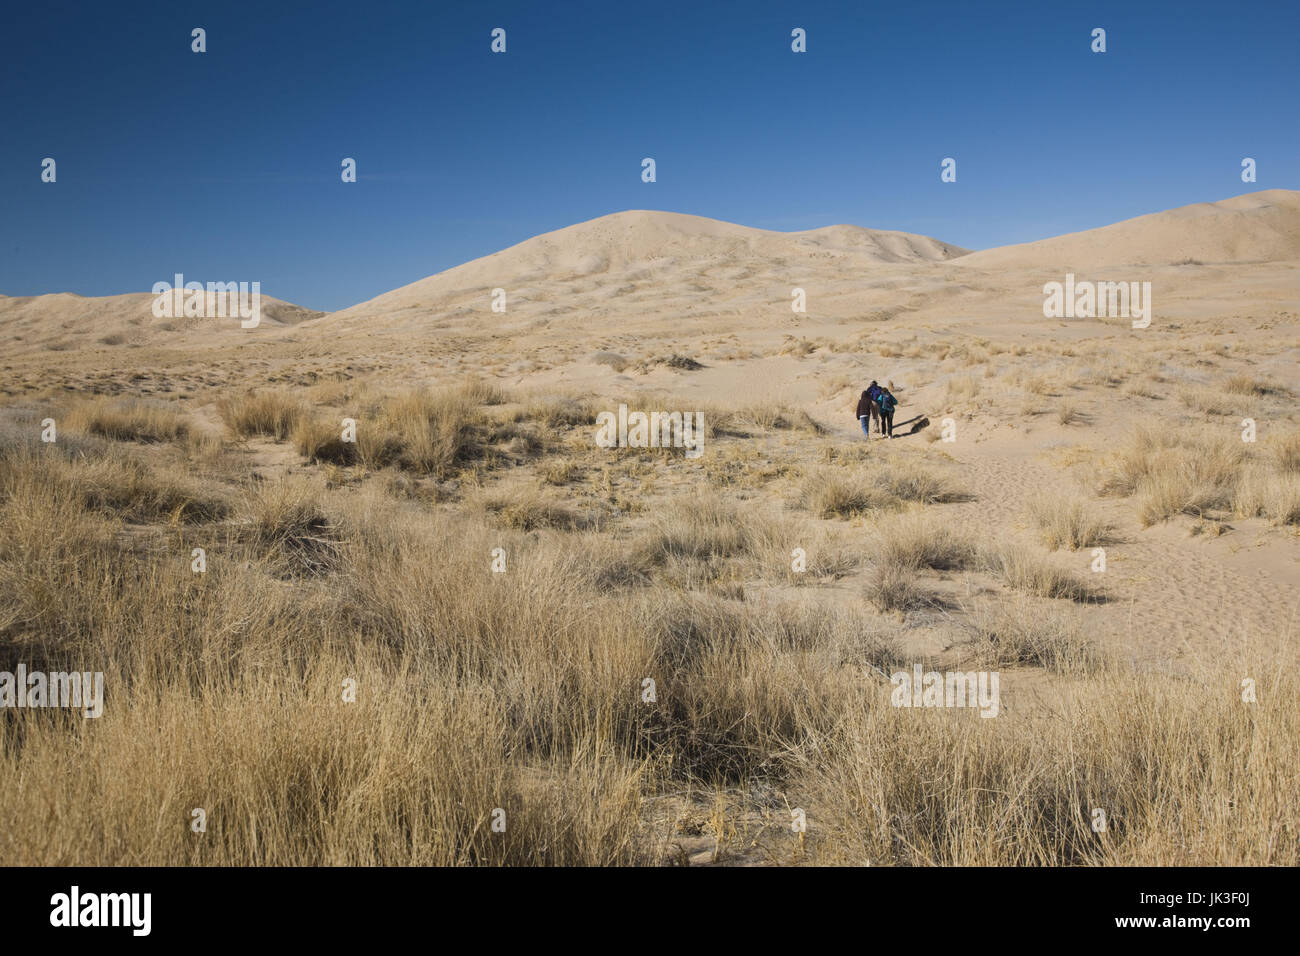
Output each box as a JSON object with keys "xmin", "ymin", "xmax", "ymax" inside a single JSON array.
[
  {"xmin": 955, "ymin": 189, "xmax": 1300, "ymax": 270},
  {"xmin": 315, "ymin": 210, "xmax": 969, "ymax": 335}
]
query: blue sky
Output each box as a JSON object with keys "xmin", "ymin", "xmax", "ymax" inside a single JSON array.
[{"xmin": 2, "ymin": 0, "xmax": 1297, "ymax": 311}]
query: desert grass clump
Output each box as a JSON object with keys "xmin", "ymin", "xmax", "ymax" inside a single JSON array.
[
  {"xmin": 1223, "ymin": 373, "xmax": 1289, "ymax": 398},
  {"xmin": 460, "ymin": 377, "xmax": 510, "ymax": 406},
  {"xmin": 1176, "ymin": 384, "xmax": 1232, "ymax": 416},
  {"xmin": 873, "ymin": 457, "xmax": 969, "ymax": 505},
  {"xmin": 293, "ymin": 415, "xmax": 358, "ymax": 465},
  {"xmin": 242, "ymin": 478, "xmax": 340, "ymax": 576},
  {"xmin": 68, "ymin": 397, "xmax": 190, "ymax": 443},
  {"xmin": 639, "ymin": 492, "xmax": 751, "ymax": 561},
  {"xmin": 800, "ymin": 467, "xmax": 896, "ymax": 519},
  {"xmin": 522, "ymin": 394, "xmax": 599, "ymax": 429},
  {"xmin": 1025, "ymin": 493, "xmax": 1112, "ymax": 550},
  {"xmin": 982, "ymin": 542, "xmax": 1092, "ymax": 602},
  {"xmin": 943, "ymin": 374, "xmax": 980, "ymax": 407},
  {"xmin": 1056, "ymin": 400, "xmax": 1085, "ymax": 426},
  {"xmin": 865, "ymin": 561, "xmax": 930, "ymax": 612},
  {"xmin": 539, "ymin": 459, "xmax": 582, "ymax": 486},
  {"xmin": 217, "ymin": 389, "xmax": 305, "ymax": 440},
  {"xmin": 1099, "ymin": 426, "xmax": 1246, "ymax": 525},
  {"xmin": 963, "ymin": 597, "xmax": 1099, "ymax": 674},
  {"xmin": 363, "ymin": 387, "xmax": 479, "ymax": 475},
  {"xmin": 36, "ymin": 448, "xmax": 231, "ymax": 524},
  {"xmin": 701, "ymin": 401, "xmax": 823, "ymax": 437},
  {"xmin": 1270, "ymin": 431, "xmax": 1300, "ymax": 474},
  {"xmin": 871, "ymin": 511, "xmax": 977, "ymax": 571},
  {"xmin": 1135, "ymin": 440, "xmax": 1245, "ymax": 525},
  {"xmin": 481, "ymin": 489, "xmax": 585, "ymax": 532},
  {"xmin": 1234, "ymin": 469, "xmax": 1300, "ymax": 526}
]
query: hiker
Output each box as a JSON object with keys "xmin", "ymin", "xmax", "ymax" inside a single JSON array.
[
  {"xmin": 856, "ymin": 383, "xmax": 881, "ymax": 437},
  {"xmin": 856, "ymin": 380, "xmax": 882, "ymax": 436},
  {"xmin": 877, "ymin": 387, "xmax": 897, "ymax": 437}
]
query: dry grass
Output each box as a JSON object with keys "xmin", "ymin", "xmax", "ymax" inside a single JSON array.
[
  {"xmin": 870, "ymin": 511, "xmax": 977, "ymax": 571},
  {"xmin": 963, "ymin": 597, "xmax": 1099, "ymax": 674},
  {"xmin": 1098, "ymin": 426, "xmax": 1250, "ymax": 525},
  {"xmin": 1026, "ymin": 494, "xmax": 1112, "ymax": 550},
  {"xmin": 1235, "ymin": 468, "xmax": 1300, "ymax": 526},
  {"xmin": 801, "ymin": 455, "xmax": 967, "ymax": 519},
  {"xmin": 218, "ymin": 389, "xmax": 305, "ymax": 440},
  {"xmin": 67, "ymin": 397, "xmax": 190, "ymax": 443},
  {"xmin": 865, "ymin": 561, "xmax": 930, "ymax": 612},
  {"xmin": 0, "ymin": 382, "xmax": 1296, "ymax": 868},
  {"xmin": 982, "ymin": 542, "xmax": 1093, "ymax": 602}
]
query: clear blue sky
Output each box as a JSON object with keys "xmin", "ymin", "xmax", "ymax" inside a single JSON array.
[{"xmin": 2, "ymin": 0, "xmax": 1297, "ymax": 311}]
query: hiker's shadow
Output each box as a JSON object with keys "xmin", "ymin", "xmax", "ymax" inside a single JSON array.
[{"xmin": 888, "ymin": 415, "xmax": 930, "ymax": 439}]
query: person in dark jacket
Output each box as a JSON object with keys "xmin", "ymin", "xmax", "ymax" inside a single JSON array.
[
  {"xmin": 877, "ymin": 387, "xmax": 897, "ymax": 437},
  {"xmin": 857, "ymin": 381, "xmax": 882, "ymax": 436}
]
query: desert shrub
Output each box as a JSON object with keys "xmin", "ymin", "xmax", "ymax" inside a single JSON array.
[
  {"xmin": 1026, "ymin": 494, "xmax": 1111, "ymax": 550},
  {"xmin": 68, "ymin": 397, "xmax": 190, "ymax": 443},
  {"xmin": 218, "ymin": 390, "xmax": 305, "ymax": 440},
  {"xmin": 982, "ymin": 542, "xmax": 1092, "ymax": 602}
]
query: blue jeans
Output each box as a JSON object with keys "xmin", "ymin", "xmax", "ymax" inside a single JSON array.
[{"xmin": 859, "ymin": 416, "xmax": 870, "ymax": 436}]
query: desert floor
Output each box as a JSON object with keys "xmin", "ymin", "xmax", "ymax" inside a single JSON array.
[{"xmin": 2, "ymin": 196, "xmax": 1298, "ymax": 865}]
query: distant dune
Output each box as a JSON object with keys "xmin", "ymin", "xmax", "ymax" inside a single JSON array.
[
  {"xmin": 6, "ymin": 191, "xmax": 1299, "ymax": 353},
  {"xmin": 0, "ymin": 291, "xmax": 323, "ymax": 351},
  {"xmin": 955, "ymin": 189, "xmax": 1300, "ymax": 270},
  {"xmin": 323, "ymin": 210, "xmax": 968, "ymax": 329}
]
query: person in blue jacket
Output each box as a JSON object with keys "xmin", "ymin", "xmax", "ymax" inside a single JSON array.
[{"xmin": 877, "ymin": 387, "xmax": 897, "ymax": 437}]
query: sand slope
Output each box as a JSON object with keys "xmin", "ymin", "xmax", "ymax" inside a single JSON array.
[
  {"xmin": 0, "ymin": 291, "xmax": 323, "ymax": 353},
  {"xmin": 317, "ymin": 210, "xmax": 968, "ymax": 334},
  {"xmin": 955, "ymin": 189, "xmax": 1300, "ymax": 270}
]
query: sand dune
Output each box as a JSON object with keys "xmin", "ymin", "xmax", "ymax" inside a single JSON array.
[
  {"xmin": 955, "ymin": 189, "xmax": 1300, "ymax": 271},
  {"xmin": 0, "ymin": 291, "xmax": 323, "ymax": 353},
  {"xmin": 320, "ymin": 210, "xmax": 968, "ymax": 333}
]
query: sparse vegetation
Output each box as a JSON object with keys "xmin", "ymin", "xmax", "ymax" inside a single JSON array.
[{"xmin": 2, "ymin": 333, "xmax": 1297, "ymax": 868}]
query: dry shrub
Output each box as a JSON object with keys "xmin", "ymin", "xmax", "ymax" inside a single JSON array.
[
  {"xmin": 68, "ymin": 397, "xmax": 190, "ymax": 443},
  {"xmin": 1026, "ymin": 494, "xmax": 1111, "ymax": 550},
  {"xmin": 865, "ymin": 562, "xmax": 930, "ymax": 612},
  {"xmin": 218, "ymin": 389, "xmax": 305, "ymax": 440},
  {"xmin": 982, "ymin": 542, "xmax": 1092, "ymax": 602},
  {"xmin": 871, "ymin": 511, "xmax": 977, "ymax": 571},
  {"xmin": 963, "ymin": 597, "xmax": 1099, "ymax": 674},
  {"xmin": 242, "ymin": 478, "xmax": 340, "ymax": 576},
  {"xmin": 1234, "ymin": 468, "xmax": 1300, "ymax": 526},
  {"xmin": 481, "ymin": 489, "xmax": 585, "ymax": 532}
]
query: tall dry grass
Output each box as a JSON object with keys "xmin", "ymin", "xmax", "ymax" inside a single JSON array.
[{"xmin": 0, "ymin": 391, "xmax": 1296, "ymax": 867}]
